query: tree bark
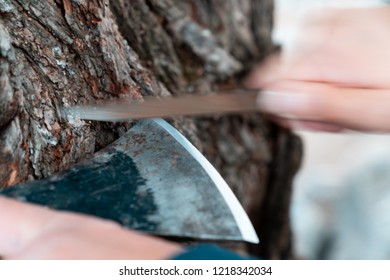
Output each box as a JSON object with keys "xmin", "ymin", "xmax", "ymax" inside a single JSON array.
[{"xmin": 0, "ymin": 0, "xmax": 302, "ymax": 259}]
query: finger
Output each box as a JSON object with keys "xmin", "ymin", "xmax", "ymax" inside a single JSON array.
[
  {"xmin": 0, "ymin": 197, "xmax": 58, "ymax": 255},
  {"xmin": 268, "ymin": 116, "xmax": 344, "ymax": 132},
  {"xmin": 289, "ymin": 120, "xmax": 344, "ymax": 132},
  {"xmin": 257, "ymin": 81, "xmax": 390, "ymax": 132},
  {"xmin": 244, "ymin": 53, "xmax": 285, "ymax": 88}
]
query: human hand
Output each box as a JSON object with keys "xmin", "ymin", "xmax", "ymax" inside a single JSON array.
[
  {"xmin": 0, "ymin": 197, "xmax": 183, "ymax": 259},
  {"xmin": 247, "ymin": 7, "xmax": 390, "ymax": 132}
]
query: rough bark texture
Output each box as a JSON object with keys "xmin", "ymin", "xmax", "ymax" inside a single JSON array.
[{"xmin": 0, "ymin": 0, "xmax": 301, "ymax": 259}]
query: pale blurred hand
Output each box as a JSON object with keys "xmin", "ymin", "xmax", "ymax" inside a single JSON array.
[
  {"xmin": 0, "ymin": 197, "xmax": 183, "ymax": 259},
  {"xmin": 247, "ymin": 7, "xmax": 390, "ymax": 132}
]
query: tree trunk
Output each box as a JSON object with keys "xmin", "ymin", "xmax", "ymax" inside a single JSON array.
[{"xmin": 0, "ymin": 0, "xmax": 302, "ymax": 259}]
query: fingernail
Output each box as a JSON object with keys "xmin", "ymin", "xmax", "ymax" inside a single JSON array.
[{"xmin": 257, "ymin": 90, "xmax": 312, "ymax": 118}]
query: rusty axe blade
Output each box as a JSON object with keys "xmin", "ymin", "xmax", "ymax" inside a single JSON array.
[{"xmin": 0, "ymin": 119, "xmax": 259, "ymax": 243}]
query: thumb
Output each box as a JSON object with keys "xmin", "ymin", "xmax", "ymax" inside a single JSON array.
[{"xmin": 0, "ymin": 197, "xmax": 57, "ymax": 256}]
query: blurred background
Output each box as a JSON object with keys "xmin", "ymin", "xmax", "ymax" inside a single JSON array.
[{"xmin": 274, "ymin": 0, "xmax": 390, "ymax": 259}]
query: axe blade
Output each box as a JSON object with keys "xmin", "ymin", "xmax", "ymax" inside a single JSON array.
[{"xmin": 0, "ymin": 119, "xmax": 259, "ymax": 244}]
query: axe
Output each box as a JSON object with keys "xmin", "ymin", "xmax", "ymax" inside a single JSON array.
[{"xmin": 1, "ymin": 118, "xmax": 259, "ymax": 244}]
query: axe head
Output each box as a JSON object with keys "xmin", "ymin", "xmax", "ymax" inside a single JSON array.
[{"xmin": 0, "ymin": 119, "xmax": 259, "ymax": 244}]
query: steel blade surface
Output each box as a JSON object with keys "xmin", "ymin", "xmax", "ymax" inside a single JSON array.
[
  {"xmin": 0, "ymin": 119, "xmax": 259, "ymax": 243},
  {"xmin": 64, "ymin": 90, "xmax": 260, "ymax": 121}
]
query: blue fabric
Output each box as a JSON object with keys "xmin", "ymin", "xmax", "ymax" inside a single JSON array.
[{"xmin": 172, "ymin": 244, "xmax": 255, "ymax": 260}]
